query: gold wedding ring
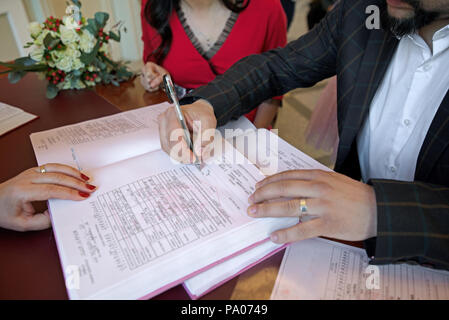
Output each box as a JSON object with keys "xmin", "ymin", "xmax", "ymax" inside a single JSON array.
[{"xmin": 39, "ymin": 165, "xmax": 47, "ymax": 173}]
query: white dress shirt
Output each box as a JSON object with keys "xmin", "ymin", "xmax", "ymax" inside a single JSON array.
[{"xmin": 357, "ymin": 25, "xmax": 449, "ymax": 182}]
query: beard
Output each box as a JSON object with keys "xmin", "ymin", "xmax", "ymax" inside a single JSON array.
[{"xmin": 381, "ymin": 0, "xmax": 440, "ymax": 37}]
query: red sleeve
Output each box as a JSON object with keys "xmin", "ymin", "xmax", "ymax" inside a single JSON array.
[
  {"xmin": 141, "ymin": 0, "xmax": 160, "ymax": 63},
  {"xmin": 262, "ymin": 0, "xmax": 288, "ymax": 52}
]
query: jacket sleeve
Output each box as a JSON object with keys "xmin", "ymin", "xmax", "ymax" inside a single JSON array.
[
  {"xmin": 365, "ymin": 179, "xmax": 449, "ymax": 271},
  {"xmin": 183, "ymin": 0, "xmax": 345, "ymax": 126}
]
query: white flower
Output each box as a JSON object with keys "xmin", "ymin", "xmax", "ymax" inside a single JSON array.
[
  {"xmin": 34, "ymin": 29, "xmax": 49, "ymax": 46},
  {"xmin": 79, "ymin": 30, "xmax": 95, "ymax": 53},
  {"xmin": 72, "ymin": 58, "xmax": 84, "ymax": 70},
  {"xmin": 62, "ymin": 15, "xmax": 79, "ymax": 30},
  {"xmin": 56, "ymin": 56, "xmax": 73, "ymax": 72},
  {"xmin": 30, "ymin": 47, "xmax": 44, "ymax": 62},
  {"xmin": 28, "ymin": 22, "xmax": 42, "ymax": 38},
  {"xmin": 51, "ymin": 50, "xmax": 63, "ymax": 62},
  {"xmin": 64, "ymin": 44, "xmax": 81, "ymax": 60},
  {"xmin": 59, "ymin": 25, "xmax": 79, "ymax": 45}
]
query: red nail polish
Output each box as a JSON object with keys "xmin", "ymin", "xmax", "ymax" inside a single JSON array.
[
  {"xmin": 86, "ymin": 184, "xmax": 96, "ymax": 190},
  {"xmin": 81, "ymin": 174, "xmax": 90, "ymax": 181},
  {"xmin": 79, "ymin": 192, "xmax": 90, "ymax": 198}
]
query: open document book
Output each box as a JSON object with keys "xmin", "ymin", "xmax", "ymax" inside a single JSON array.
[{"xmin": 31, "ymin": 102, "xmax": 322, "ymax": 300}]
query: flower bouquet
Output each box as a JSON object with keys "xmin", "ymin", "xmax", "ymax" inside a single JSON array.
[{"xmin": 0, "ymin": 0, "xmax": 133, "ymax": 99}]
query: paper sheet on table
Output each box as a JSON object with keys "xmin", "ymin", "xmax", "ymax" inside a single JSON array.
[
  {"xmin": 0, "ymin": 102, "xmax": 37, "ymax": 136},
  {"xmin": 271, "ymin": 238, "xmax": 449, "ymax": 300}
]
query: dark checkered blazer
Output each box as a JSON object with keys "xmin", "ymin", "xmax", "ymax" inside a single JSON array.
[{"xmin": 183, "ymin": 0, "xmax": 449, "ymax": 270}]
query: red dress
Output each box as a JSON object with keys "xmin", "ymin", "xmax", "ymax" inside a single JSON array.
[{"xmin": 141, "ymin": 0, "xmax": 287, "ymax": 123}]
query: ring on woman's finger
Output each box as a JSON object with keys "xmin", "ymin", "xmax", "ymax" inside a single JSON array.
[
  {"xmin": 299, "ymin": 199, "xmax": 308, "ymax": 220},
  {"xmin": 39, "ymin": 165, "xmax": 47, "ymax": 174}
]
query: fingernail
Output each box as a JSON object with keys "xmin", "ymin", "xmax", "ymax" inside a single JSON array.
[
  {"xmin": 248, "ymin": 194, "xmax": 254, "ymax": 204},
  {"xmin": 271, "ymin": 234, "xmax": 279, "ymax": 243},
  {"xmin": 248, "ymin": 206, "xmax": 257, "ymax": 216},
  {"xmin": 81, "ymin": 174, "xmax": 90, "ymax": 181},
  {"xmin": 86, "ymin": 184, "xmax": 96, "ymax": 191},
  {"xmin": 79, "ymin": 192, "xmax": 90, "ymax": 198}
]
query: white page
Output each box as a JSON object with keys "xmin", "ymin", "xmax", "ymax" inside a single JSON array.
[
  {"xmin": 49, "ymin": 138, "xmax": 297, "ymax": 299},
  {"xmin": 184, "ymin": 130, "xmax": 332, "ymax": 297},
  {"xmin": 271, "ymin": 238, "xmax": 449, "ymax": 300},
  {"xmin": 30, "ymin": 102, "xmax": 171, "ymax": 171},
  {"xmin": 0, "ymin": 102, "xmax": 37, "ymax": 136},
  {"xmin": 184, "ymin": 240, "xmax": 283, "ymax": 298}
]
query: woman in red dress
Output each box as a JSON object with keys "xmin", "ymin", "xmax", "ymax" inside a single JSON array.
[{"xmin": 140, "ymin": 0, "xmax": 287, "ymax": 128}]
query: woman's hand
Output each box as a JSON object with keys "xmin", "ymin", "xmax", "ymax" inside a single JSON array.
[
  {"xmin": 0, "ymin": 164, "xmax": 97, "ymax": 232},
  {"xmin": 140, "ymin": 62, "xmax": 169, "ymax": 92},
  {"xmin": 247, "ymin": 170, "xmax": 378, "ymax": 244}
]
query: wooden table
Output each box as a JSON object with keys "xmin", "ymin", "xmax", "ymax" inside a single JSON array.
[{"xmin": 0, "ymin": 74, "xmax": 289, "ymax": 300}]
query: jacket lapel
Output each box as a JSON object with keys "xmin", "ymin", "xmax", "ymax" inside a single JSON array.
[
  {"xmin": 336, "ymin": 29, "xmax": 399, "ymax": 168},
  {"xmin": 415, "ymin": 91, "xmax": 449, "ymax": 180}
]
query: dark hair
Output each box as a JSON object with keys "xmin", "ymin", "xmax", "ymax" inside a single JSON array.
[{"xmin": 144, "ymin": 0, "xmax": 250, "ymax": 64}]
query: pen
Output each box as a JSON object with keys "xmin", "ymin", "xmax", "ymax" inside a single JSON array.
[{"xmin": 162, "ymin": 74, "xmax": 201, "ymax": 167}]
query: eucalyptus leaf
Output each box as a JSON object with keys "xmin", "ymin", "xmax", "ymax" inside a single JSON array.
[
  {"xmin": 80, "ymin": 41, "xmax": 100, "ymax": 65},
  {"xmin": 86, "ymin": 18, "xmax": 98, "ymax": 35},
  {"xmin": 15, "ymin": 57, "xmax": 36, "ymax": 67},
  {"xmin": 95, "ymin": 12, "xmax": 109, "ymax": 28},
  {"xmin": 46, "ymin": 84, "xmax": 59, "ymax": 99},
  {"xmin": 109, "ymin": 31, "xmax": 120, "ymax": 42},
  {"xmin": 71, "ymin": 0, "xmax": 82, "ymax": 9},
  {"xmin": 43, "ymin": 33, "xmax": 60, "ymax": 49},
  {"xmin": 8, "ymin": 71, "xmax": 26, "ymax": 84}
]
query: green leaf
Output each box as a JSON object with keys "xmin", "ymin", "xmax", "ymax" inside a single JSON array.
[
  {"xmin": 15, "ymin": 56, "xmax": 36, "ymax": 67},
  {"xmin": 8, "ymin": 71, "xmax": 26, "ymax": 84},
  {"xmin": 86, "ymin": 18, "xmax": 98, "ymax": 35},
  {"xmin": 43, "ymin": 33, "xmax": 60, "ymax": 49},
  {"xmin": 95, "ymin": 12, "xmax": 109, "ymax": 29},
  {"xmin": 80, "ymin": 40, "xmax": 101, "ymax": 65},
  {"xmin": 109, "ymin": 31, "xmax": 120, "ymax": 42},
  {"xmin": 46, "ymin": 84, "xmax": 59, "ymax": 99},
  {"xmin": 71, "ymin": 0, "xmax": 82, "ymax": 9}
]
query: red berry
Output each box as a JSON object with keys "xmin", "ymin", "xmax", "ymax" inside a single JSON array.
[
  {"xmin": 105, "ymin": 36, "xmax": 110, "ymax": 40},
  {"xmin": 53, "ymin": 80, "xmax": 58, "ymax": 84},
  {"xmin": 48, "ymin": 46, "xmax": 51, "ymax": 50},
  {"xmin": 47, "ymin": 76, "xmax": 51, "ymax": 81},
  {"xmin": 93, "ymin": 74, "xmax": 97, "ymax": 78},
  {"xmin": 52, "ymin": 72, "xmax": 56, "ymax": 76}
]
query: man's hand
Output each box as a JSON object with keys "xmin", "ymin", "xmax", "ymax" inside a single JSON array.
[
  {"xmin": 158, "ymin": 99, "xmax": 217, "ymax": 163},
  {"xmin": 140, "ymin": 62, "xmax": 169, "ymax": 92},
  {"xmin": 247, "ymin": 170, "xmax": 377, "ymax": 244},
  {"xmin": 0, "ymin": 164, "xmax": 97, "ymax": 232}
]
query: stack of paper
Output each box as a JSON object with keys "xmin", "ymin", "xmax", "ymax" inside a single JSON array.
[
  {"xmin": 0, "ymin": 102, "xmax": 37, "ymax": 136},
  {"xmin": 271, "ymin": 238, "xmax": 449, "ymax": 300}
]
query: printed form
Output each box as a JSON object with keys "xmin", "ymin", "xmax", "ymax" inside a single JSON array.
[
  {"xmin": 31, "ymin": 105, "xmax": 298, "ymax": 299},
  {"xmin": 271, "ymin": 238, "xmax": 449, "ymax": 300}
]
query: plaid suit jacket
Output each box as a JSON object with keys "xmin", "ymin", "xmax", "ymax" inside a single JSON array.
[{"xmin": 183, "ymin": 0, "xmax": 449, "ymax": 270}]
